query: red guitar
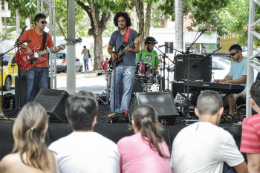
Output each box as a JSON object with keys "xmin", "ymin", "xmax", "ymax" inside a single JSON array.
[{"xmin": 15, "ymin": 38, "xmax": 82, "ymax": 71}]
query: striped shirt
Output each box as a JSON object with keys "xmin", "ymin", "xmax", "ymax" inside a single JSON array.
[{"xmin": 240, "ymin": 114, "xmax": 260, "ymax": 153}]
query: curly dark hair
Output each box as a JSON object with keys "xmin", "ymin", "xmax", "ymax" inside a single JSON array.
[{"xmin": 113, "ymin": 11, "xmax": 131, "ymax": 27}]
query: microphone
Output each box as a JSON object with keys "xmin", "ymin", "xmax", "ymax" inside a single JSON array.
[
  {"xmin": 158, "ymin": 45, "xmax": 166, "ymax": 48},
  {"xmin": 118, "ymin": 25, "xmax": 122, "ymax": 30},
  {"xmin": 21, "ymin": 25, "xmax": 27, "ymax": 33}
]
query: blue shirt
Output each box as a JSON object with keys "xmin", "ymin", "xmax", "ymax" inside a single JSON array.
[
  {"xmin": 108, "ymin": 29, "xmax": 139, "ymax": 66},
  {"xmin": 227, "ymin": 58, "xmax": 254, "ymax": 87}
]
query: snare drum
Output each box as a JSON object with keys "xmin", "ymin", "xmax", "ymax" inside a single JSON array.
[{"xmin": 135, "ymin": 62, "xmax": 151, "ymax": 78}]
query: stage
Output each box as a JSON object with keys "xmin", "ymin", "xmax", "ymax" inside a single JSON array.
[{"xmin": 0, "ymin": 116, "xmax": 245, "ymax": 161}]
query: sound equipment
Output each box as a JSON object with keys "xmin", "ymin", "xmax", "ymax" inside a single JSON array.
[
  {"xmin": 128, "ymin": 92, "xmax": 179, "ymax": 124},
  {"xmin": 172, "ymin": 82, "xmax": 198, "ymax": 106},
  {"xmin": 174, "ymin": 54, "xmax": 212, "ymax": 81},
  {"xmin": 184, "ymin": 81, "xmax": 245, "ymax": 94},
  {"xmin": 15, "ymin": 76, "xmax": 51, "ymax": 110},
  {"xmin": 33, "ymin": 89, "xmax": 69, "ymax": 123}
]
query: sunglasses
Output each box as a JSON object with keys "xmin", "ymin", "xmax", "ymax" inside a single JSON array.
[
  {"xmin": 230, "ymin": 51, "xmax": 238, "ymax": 56},
  {"xmin": 40, "ymin": 21, "xmax": 47, "ymax": 24}
]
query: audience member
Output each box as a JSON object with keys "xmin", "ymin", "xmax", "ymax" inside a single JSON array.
[
  {"xmin": 81, "ymin": 45, "xmax": 91, "ymax": 72},
  {"xmin": 240, "ymin": 80, "xmax": 260, "ymax": 172},
  {"xmin": 117, "ymin": 105, "xmax": 171, "ymax": 173},
  {"xmin": 48, "ymin": 91, "xmax": 119, "ymax": 173},
  {"xmin": 0, "ymin": 102, "xmax": 56, "ymax": 173},
  {"xmin": 171, "ymin": 90, "xmax": 247, "ymax": 173}
]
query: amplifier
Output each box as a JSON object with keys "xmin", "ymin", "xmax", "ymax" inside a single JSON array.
[{"xmin": 174, "ymin": 54, "xmax": 212, "ymax": 81}]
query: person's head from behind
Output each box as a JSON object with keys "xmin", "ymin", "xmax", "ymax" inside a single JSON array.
[
  {"xmin": 12, "ymin": 102, "xmax": 49, "ymax": 170},
  {"xmin": 66, "ymin": 92, "xmax": 98, "ymax": 131},
  {"xmin": 250, "ymin": 80, "xmax": 260, "ymax": 113},
  {"xmin": 196, "ymin": 90, "xmax": 223, "ymax": 125},
  {"xmin": 229, "ymin": 44, "xmax": 242, "ymax": 62},
  {"xmin": 132, "ymin": 105, "xmax": 169, "ymax": 158}
]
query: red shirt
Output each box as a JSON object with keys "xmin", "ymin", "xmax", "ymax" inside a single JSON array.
[
  {"xmin": 240, "ymin": 114, "xmax": 260, "ymax": 153},
  {"xmin": 102, "ymin": 61, "xmax": 109, "ymax": 71},
  {"xmin": 19, "ymin": 28, "xmax": 54, "ymax": 67}
]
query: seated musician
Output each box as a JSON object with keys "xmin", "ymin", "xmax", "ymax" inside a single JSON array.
[
  {"xmin": 136, "ymin": 37, "xmax": 160, "ymax": 74},
  {"xmin": 214, "ymin": 44, "xmax": 254, "ymax": 122}
]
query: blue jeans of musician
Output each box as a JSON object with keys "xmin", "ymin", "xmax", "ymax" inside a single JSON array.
[
  {"xmin": 26, "ymin": 67, "xmax": 49, "ymax": 102},
  {"xmin": 84, "ymin": 59, "xmax": 89, "ymax": 71},
  {"xmin": 110, "ymin": 65, "xmax": 136, "ymax": 112}
]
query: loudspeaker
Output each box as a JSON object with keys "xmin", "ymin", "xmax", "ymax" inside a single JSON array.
[
  {"xmin": 15, "ymin": 76, "xmax": 51, "ymax": 110},
  {"xmin": 15, "ymin": 76, "xmax": 27, "ymax": 109},
  {"xmin": 128, "ymin": 92, "xmax": 179, "ymax": 124},
  {"xmin": 33, "ymin": 89, "xmax": 69, "ymax": 123},
  {"xmin": 174, "ymin": 54, "xmax": 212, "ymax": 81}
]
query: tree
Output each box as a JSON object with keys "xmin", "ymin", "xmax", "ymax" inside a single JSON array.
[
  {"xmin": 220, "ymin": 0, "xmax": 260, "ymax": 46},
  {"xmin": 76, "ymin": 0, "xmax": 131, "ymax": 70}
]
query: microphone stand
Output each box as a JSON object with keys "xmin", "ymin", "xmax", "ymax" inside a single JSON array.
[{"xmin": 184, "ymin": 30, "xmax": 207, "ymax": 119}]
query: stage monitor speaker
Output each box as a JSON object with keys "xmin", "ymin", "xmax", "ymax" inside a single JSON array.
[
  {"xmin": 128, "ymin": 92, "xmax": 179, "ymax": 124},
  {"xmin": 33, "ymin": 89, "xmax": 69, "ymax": 123},
  {"xmin": 174, "ymin": 54, "xmax": 212, "ymax": 81}
]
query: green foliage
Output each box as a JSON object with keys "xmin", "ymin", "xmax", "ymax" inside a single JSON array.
[
  {"xmin": 220, "ymin": 0, "xmax": 260, "ymax": 46},
  {"xmin": 187, "ymin": 7, "xmax": 228, "ymax": 36}
]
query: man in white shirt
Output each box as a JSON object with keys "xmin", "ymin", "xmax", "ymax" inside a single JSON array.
[
  {"xmin": 170, "ymin": 90, "xmax": 247, "ymax": 173},
  {"xmin": 49, "ymin": 91, "xmax": 119, "ymax": 173}
]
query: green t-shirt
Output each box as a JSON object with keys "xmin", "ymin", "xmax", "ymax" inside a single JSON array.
[{"xmin": 136, "ymin": 49, "xmax": 160, "ymax": 70}]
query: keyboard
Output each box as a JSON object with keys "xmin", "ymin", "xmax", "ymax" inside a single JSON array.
[{"xmin": 184, "ymin": 81, "xmax": 245, "ymax": 94}]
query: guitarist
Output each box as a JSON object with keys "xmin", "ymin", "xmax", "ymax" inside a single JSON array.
[
  {"xmin": 19, "ymin": 13, "xmax": 65, "ymax": 102},
  {"xmin": 107, "ymin": 11, "xmax": 140, "ymax": 112}
]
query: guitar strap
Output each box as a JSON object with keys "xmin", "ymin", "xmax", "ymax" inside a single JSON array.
[
  {"xmin": 122, "ymin": 28, "xmax": 131, "ymax": 47},
  {"xmin": 42, "ymin": 32, "xmax": 47, "ymax": 51}
]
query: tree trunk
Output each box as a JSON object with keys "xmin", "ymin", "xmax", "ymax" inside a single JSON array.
[
  {"xmin": 134, "ymin": 0, "xmax": 145, "ymax": 48},
  {"xmin": 94, "ymin": 34, "xmax": 103, "ymax": 70},
  {"xmin": 175, "ymin": 0, "xmax": 184, "ymax": 54},
  {"xmin": 76, "ymin": 0, "xmax": 110, "ymax": 70},
  {"xmin": 145, "ymin": 3, "xmax": 152, "ymax": 39}
]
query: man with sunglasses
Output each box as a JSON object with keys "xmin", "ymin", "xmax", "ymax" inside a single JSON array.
[
  {"xmin": 214, "ymin": 44, "xmax": 254, "ymax": 122},
  {"xmin": 19, "ymin": 13, "xmax": 65, "ymax": 102}
]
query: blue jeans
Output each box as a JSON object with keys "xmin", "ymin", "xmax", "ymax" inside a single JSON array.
[
  {"xmin": 26, "ymin": 67, "xmax": 49, "ymax": 102},
  {"xmin": 84, "ymin": 59, "xmax": 89, "ymax": 71},
  {"xmin": 110, "ymin": 65, "xmax": 136, "ymax": 112}
]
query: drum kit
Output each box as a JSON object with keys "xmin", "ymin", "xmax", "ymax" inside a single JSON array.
[{"xmin": 102, "ymin": 61, "xmax": 162, "ymax": 104}]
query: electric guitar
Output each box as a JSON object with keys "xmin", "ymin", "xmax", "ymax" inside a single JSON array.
[
  {"xmin": 109, "ymin": 35, "xmax": 142, "ymax": 68},
  {"xmin": 15, "ymin": 38, "xmax": 82, "ymax": 71}
]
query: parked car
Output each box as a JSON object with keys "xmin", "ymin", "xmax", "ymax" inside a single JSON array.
[
  {"xmin": 0, "ymin": 53, "xmax": 18, "ymax": 91},
  {"xmin": 49, "ymin": 52, "xmax": 83, "ymax": 73}
]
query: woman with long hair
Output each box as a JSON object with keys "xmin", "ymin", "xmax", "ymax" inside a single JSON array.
[
  {"xmin": 117, "ymin": 105, "xmax": 171, "ymax": 173},
  {"xmin": 0, "ymin": 102, "xmax": 56, "ymax": 173}
]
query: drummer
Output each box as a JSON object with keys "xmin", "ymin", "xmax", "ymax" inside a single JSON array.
[{"xmin": 136, "ymin": 37, "xmax": 160, "ymax": 74}]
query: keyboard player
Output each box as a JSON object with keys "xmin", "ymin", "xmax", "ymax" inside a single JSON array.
[{"xmin": 214, "ymin": 44, "xmax": 254, "ymax": 123}]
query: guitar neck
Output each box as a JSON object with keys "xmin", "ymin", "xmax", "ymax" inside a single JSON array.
[{"xmin": 38, "ymin": 43, "xmax": 71, "ymax": 56}]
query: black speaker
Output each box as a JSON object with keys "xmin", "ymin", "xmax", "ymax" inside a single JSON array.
[
  {"xmin": 128, "ymin": 92, "xmax": 179, "ymax": 124},
  {"xmin": 174, "ymin": 54, "xmax": 212, "ymax": 81},
  {"xmin": 15, "ymin": 76, "xmax": 27, "ymax": 109},
  {"xmin": 15, "ymin": 76, "xmax": 51, "ymax": 110},
  {"xmin": 33, "ymin": 89, "xmax": 69, "ymax": 123}
]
